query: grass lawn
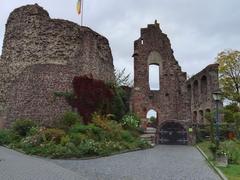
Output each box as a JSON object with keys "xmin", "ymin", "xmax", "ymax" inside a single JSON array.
[
  {"xmin": 197, "ymin": 140, "xmax": 240, "ymax": 180},
  {"xmin": 218, "ymin": 165, "xmax": 240, "ymax": 180},
  {"xmin": 197, "ymin": 141, "xmax": 214, "ymax": 160}
]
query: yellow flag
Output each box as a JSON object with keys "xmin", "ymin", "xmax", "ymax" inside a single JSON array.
[{"xmin": 76, "ymin": 0, "xmax": 81, "ymax": 15}]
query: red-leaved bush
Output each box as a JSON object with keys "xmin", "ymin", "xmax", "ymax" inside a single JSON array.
[{"xmin": 71, "ymin": 75, "xmax": 113, "ymax": 124}]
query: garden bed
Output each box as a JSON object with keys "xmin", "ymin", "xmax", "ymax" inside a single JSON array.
[
  {"xmin": 197, "ymin": 141, "xmax": 240, "ymax": 180},
  {"xmin": 0, "ymin": 112, "xmax": 151, "ymax": 159}
]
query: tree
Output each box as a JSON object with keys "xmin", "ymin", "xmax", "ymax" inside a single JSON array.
[
  {"xmin": 216, "ymin": 50, "xmax": 240, "ymax": 103},
  {"xmin": 114, "ymin": 68, "xmax": 133, "ymax": 87},
  {"xmin": 223, "ymin": 103, "xmax": 240, "ymax": 123}
]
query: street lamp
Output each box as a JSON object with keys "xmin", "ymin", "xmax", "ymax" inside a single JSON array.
[{"xmin": 212, "ymin": 89, "xmax": 222, "ymax": 149}]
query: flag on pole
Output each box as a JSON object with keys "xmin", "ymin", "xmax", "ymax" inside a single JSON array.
[{"xmin": 76, "ymin": 0, "xmax": 81, "ymax": 15}]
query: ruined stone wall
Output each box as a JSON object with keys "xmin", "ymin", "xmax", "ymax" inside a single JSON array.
[
  {"xmin": 130, "ymin": 22, "xmax": 191, "ymax": 125},
  {"xmin": 5, "ymin": 64, "xmax": 77, "ymax": 127},
  {"xmin": 0, "ymin": 4, "xmax": 115, "ymax": 127},
  {"xmin": 186, "ymin": 64, "xmax": 219, "ymax": 124}
]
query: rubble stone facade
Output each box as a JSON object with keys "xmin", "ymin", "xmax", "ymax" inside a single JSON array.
[
  {"xmin": 0, "ymin": 4, "xmax": 114, "ymax": 127},
  {"xmin": 130, "ymin": 22, "xmax": 220, "ymax": 144}
]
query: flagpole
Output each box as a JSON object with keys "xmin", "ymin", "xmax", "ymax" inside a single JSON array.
[{"xmin": 81, "ymin": 0, "xmax": 84, "ymax": 26}]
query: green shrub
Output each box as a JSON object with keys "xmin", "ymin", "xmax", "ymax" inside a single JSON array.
[
  {"xmin": 70, "ymin": 123, "xmax": 100, "ymax": 134},
  {"xmin": 59, "ymin": 111, "xmax": 82, "ymax": 130},
  {"xmin": 121, "ymin": 130, "xmax": 135, "ymax": 142},
  {"xmin": 92, "ymin": 113, "xmax": 112, "ymax": 131},
  {"xmin": 0, "ymin": 129, "xmax": 11, "ymax": 145},
  {"xmin": 221, "ymin": 140, "xmax": 240, "ymax": 164},
  {"xmin": 70, "ymin": 133, "xmax": 87, "ymax": 145},
  {"xmin": 11, "ymin": 119, "xmax": 36, "ymax": 137},
  {"xmin": 42, "ymin": 128, "xmax": 66, "ymax": 144},
  {"xmin": 60, "ymin": 135, "xmax": 71, "ymax": 146},
  {"xmin": 136, "ymin": 139, "xmax": 151, "ymax": 149},
  {"xmin": 121, "ymin": 113, "xmax": 140, "ymax": 128},
  {"xmin": 28, "ymin": 126, "xmax": 39, "ymax": 136},
  {"xmin": 209, "ymin": 143, "xmax": 217, "ymax": 154},
  {"xmin": 78, "ymin": 139, "xmax": 98, "ymax": 155}
]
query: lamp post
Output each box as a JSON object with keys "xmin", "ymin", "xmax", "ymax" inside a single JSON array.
[{"xmin": 212, "ymin": 89, "xmax": 222, "ymax": 149}]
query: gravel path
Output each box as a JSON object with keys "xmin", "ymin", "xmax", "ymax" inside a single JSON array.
[
  {"xmin": 0, "ymin": 146, "xmax": 86, "ymax": 180},
  {"xmin": 53, "ymin": 145, "xmax": 221, "ymax": 180}
]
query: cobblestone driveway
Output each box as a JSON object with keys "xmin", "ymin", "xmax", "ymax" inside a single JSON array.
[
  {"xmin": 53, "ymin": 145, "xmax": 220, "ymax": 180},
  {"xmin": 0, "ymin": 147, "xmax": 86, "ymax": 180}
]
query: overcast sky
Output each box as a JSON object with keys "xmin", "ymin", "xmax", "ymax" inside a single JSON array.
[{"xmin": 1, "ymin": 0, "xmax": 240, "ymax": 83}]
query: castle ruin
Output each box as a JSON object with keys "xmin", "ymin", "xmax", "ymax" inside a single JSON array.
[
  {"xmin": 0, "ymin": 5, "xmax": 220, "ymax": 145},
  {"xmin": 130, "ymin": 22, "xmax": 219, "ymax": 145}
]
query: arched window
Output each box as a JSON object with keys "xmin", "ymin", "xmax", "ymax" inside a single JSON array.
[
  {"xmin": 193, "ymin": 80, "xmax": 199, "ymax": 103},
  {"xmin": 146, "ymin": 109, "xmax": 157, "ymax": 127},
  {"xmin": 147, "ymin": 51, "xmax": 162, "ymax": 91},
  {"xmin": 149, "ymin": 64, "xmax": 160, "ymax": 90},
  {"xmin": 187, "ymin": 84, "xmax": 192, "ymax": 102},
  {"xmin": 193, "ymin": 111, "xmax": 197, "ymax": 122},
  {"xmin": 205, "ymin": 109, "xmax": 211, "ymax": 124},
  {"xmin": 199, "ymin": 110, "xmax": 204, "ymax": 124},
  {"xmin": 201, "ymin": 76, "xmax": 207, "ymax": 94},
  {"xmin": 146, "ymin": 109, "xmax": 157, "ymax": 119}
]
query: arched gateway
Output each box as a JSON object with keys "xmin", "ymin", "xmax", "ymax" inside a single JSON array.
[
  {"xmin": 130, "ymin": 21, "xmax": 220, "ymax": 145},
  {"xmin": 159, "ymin": 122, "xmax": 187, "ymax": 145}
]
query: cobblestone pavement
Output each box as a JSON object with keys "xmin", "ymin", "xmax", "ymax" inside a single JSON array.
[
  {"xmin": 0, "ymin": 146, "xmax": 87, "ymax": 180},
  {"xmin": 53, "ymin": 145, "xmax": 221, "ymax": 180},
  {"xmin": 0, "ymin": 145, "xmax": 220, "ymax": 180}
]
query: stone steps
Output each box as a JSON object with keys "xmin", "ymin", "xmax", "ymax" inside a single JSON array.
[{"xmin": 140, "ymin": 127, "xmax": 157, "ymax": 146}]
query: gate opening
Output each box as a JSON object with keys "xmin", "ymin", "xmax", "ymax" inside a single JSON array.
[{"xmin": 159, "ymin": 122, "xmax": 187, "ymax": 145}]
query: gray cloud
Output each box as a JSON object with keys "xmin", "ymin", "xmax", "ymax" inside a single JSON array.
[{"xmin": 1, "ymin": 0, "xmax": 240, "ymax": 83}]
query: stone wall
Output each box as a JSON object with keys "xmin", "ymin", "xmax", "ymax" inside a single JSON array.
[
  {"xmin": 186, "ymin": 64, "xmax": 220, "ymax": 124},
  {"xmin": 130, "ymin": 22, "xmax": 190, "ymax": 124},
  {"xmin": 130, "ymin": 22, "xmax": 219, "ymax": 144},
  {"xmin": 0, "ymin": 4, "xmax": 115, "ymax": 127},
  {"xmin": 5, "ymin": 64, "xmax": 77, "ymax": 127}
]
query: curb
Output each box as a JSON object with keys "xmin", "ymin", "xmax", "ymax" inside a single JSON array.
[
  {"xmin": 196, "ymin": 145, "xmax": 228, "ymax": 180},
  {"xmin": 3, "ymin": 145, "xmax": 153, "ymax": 160}
]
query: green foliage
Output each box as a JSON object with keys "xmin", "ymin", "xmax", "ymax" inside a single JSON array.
[
  {"xmin": 53, "ymin": 91, "xmax": 75, "ymax": 100},
  {"xmin": 78, "ymin": 139, "xmax": 98, "ymax": 155},
  {"xmin": 69, "ymin": 123, "xmax": 105, "ymax": 141},
  {"xmin": 121, "ymin": 130, "xmax": 135, "ymax": 142},
  {"xmin": 220, "ymin": 140, "xmax": 240, "ymax": 164},
  {"xmin": 69, "ymin": 133, "xmax": 87, "ymax": 146},
  {"xmin": 224, "ymin": 109, "xmax": 236, "ymax": 123},
  {"xmin": 4, "ymin": 112, "xmax": 150, "ymax": 158},
  {"xmin": 42, "ymin": 128, "xmax": 66, "ymax": 144},
  {"xmin": 216, "ymin": 50, "xmax": 240, "ymax": 103},
  {"xmin": 110, "ymin": 87, "xmax": 127, "ymax": 121},
  {"xmin": 0, "ymin": 129, "xmax": 11, "ymax": 145},
  {"xmin": 218, "ymin": 164, "xmax": 240, "ymax": 180},
  {"xmin": 121, "ymin": 113, "xmax": 140, "ymax": 128},
  {"xmin": 59, "ymin": 111, "xmax": 82, "ymax": 130},
  {"xmin": 114, "ymin": 68, "xmax": 133, "ymax": 87},
  {"xmin": 234, "ymin": 113, "xmax": 240, "ymax": 139},
  {"xmin": 205, "ymin": 112, "xmax": 215, "ymax": 143},
  {"xmin": 225, "ymin": 103, "xmax": 240, "ymax": 113},
  {"xmin": 11, "ymin": 119, "xmax": 36, "ymax": 137}
]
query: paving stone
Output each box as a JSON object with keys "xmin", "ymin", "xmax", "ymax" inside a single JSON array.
[
  {"xmin": 0, "ymin": 147, "xmax": 87, "ymax": 180},
  {"xmin": 53, "ymin": 145, "xmax": 221, "ymax": 180}
]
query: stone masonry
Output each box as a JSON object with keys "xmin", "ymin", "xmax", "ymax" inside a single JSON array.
[
  {"xmin": 0, "ymin": 4, "xmax": 114, "ymax": 127},
  {"xmin": 130, "ymin": 22, "xmax": 220, "ymax": 144}
]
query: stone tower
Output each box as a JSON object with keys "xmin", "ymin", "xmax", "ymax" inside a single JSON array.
[{"xmin": 0, "ymin": 4, "xmax": 115, "ymax": 127}]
